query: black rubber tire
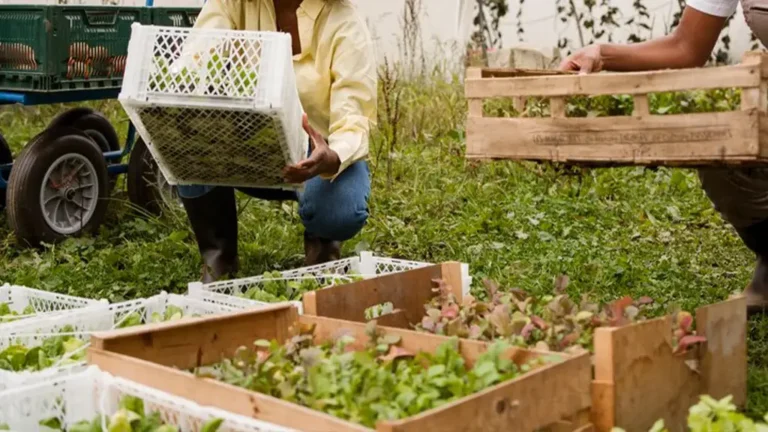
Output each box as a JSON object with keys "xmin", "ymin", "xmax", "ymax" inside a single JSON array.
[
  {"xmin": 6, "ymin": 127, "xmax": 110, "ymax": 247},
  {"xmin": 127, "ymin": 137, "xmax": 175, "ymax": 216},
  {"xmin": 48, "ymin": 108, "xmax": 120, "ymax": 190},
  {"xmin": 48, "ymin": 108, "xmax": 120, "ymax": 153},
  {"xmin": 0, "ymin": 133, "xmax": 11, "ymax": 210}
]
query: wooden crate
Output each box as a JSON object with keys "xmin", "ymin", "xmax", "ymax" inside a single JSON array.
[
  {"xmin": 465, "ymin": 52, "xmax": 768, "ymax": 166},
  {"xmin": 87, "ymin": 303, "xmax": 593, "ymax": 432},
  {"xmin": 302, "ymin": 267, "xmax": 747, "ymax": 432}
]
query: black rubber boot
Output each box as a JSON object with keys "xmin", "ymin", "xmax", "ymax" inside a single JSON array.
[
  {"xmin": 181, "ymin": 187, "xmax": 239, "ymax": 283},
  {"xmin": 304, "ymin": 232, "xmax": 341, "ymax": 266},
  {"xmin": 735, "ymin": 219, "xmax": 768, "ymax": 315}
]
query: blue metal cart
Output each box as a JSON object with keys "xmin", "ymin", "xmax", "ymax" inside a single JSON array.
[{"xmin": 0, "ymin": 1, "xmax": 199, "ymax": 246}]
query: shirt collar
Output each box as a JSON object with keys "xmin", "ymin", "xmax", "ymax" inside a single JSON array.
[{"xmin": 299, "ymin": 0, "xmax": 325, "ymax": 20}]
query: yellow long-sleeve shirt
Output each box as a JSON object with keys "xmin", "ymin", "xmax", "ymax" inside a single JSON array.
[{"xmin": 193, "ymin": 0, "xmax": 377, "ymax": 178}]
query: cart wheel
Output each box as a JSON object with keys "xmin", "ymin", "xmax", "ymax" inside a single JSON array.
[
  {"xmin": 127, "ymin": 137, "xmax": 179, "ymax": 216},
  {"xmin": 6, "ymin": 127, "xmax": 109, "ymax": 247},
  {"xmin": 48, "ymin": 108, "xmax": 120, "ymax": 189},
  {"xmin": 0, "ymin": 133, "xmax": 11, "ymax": 210}
]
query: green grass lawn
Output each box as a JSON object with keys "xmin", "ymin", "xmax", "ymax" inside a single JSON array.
[{"xmin": 0, "ymin": 77, "xmax": 766, "ymax": 417}]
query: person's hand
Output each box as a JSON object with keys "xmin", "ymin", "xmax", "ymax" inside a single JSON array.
[
  {"xmin": 559, "ymin": 44, "xmax": 604, "ymax": 74},
  {"xmin": 283, "ymin": 115, "xmax": 341, "ymax": 184}
]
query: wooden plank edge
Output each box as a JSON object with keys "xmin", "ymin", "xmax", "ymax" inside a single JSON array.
[{"xmin": 465, "ymin": 63, "xmax": 760, "ymax": 99}]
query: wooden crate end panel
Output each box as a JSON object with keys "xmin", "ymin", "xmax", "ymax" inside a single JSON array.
[
  {"xmin": 310, "ymin": 263, "xmax": 459, "ymax": 325},
  {"xmin": 602, "ymin": 317, "xmax": 704, "ymax": 432},
  {"xmin": 92, "ymin": 305, "xmax": 299, "ymax": 370},
  {"xmin": 696, "ymin": 296, "xmax": 748, "ymax": 406},
  {"xmin": 466, "ymin": 111, "xmax": 758, "ymax": 162},
  {"xmin": 380, "ymin": 352, "xmax": 592, "ymax": 432}
]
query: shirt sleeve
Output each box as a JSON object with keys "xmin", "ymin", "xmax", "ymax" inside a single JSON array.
[
  {"xmin": 685, "ymin": 0, "xmax": 739, "ymax": 17},
  {"xmin": 194, "ymin": 0, "xmax": 237, "ymax": 29},
  {"xmin": 322, "ymin": 15, "xmax": 378, "ymax": 180}
]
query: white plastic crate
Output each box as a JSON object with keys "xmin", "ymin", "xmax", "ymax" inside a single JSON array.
[
  {"xmin": 0, "ymin": 292, "xmax": 236, "ymax": 390},
  {"xmin": 0, "ymin": 366, "xmax": 295, "ymax": 432},
  {"xmin": 120, "ymin": 24, "xmax": 307, "ymax": 190},
  {"xmin": 187, "ymin": 252, "xmax": 472, "ymax": 310},
  {"xmin": 0, "ymin": 284, "xmax": 107, "ymax": 326},
  {"xmin": 186, "ymin": 289, "xmax": 304, "ymax": 315}
]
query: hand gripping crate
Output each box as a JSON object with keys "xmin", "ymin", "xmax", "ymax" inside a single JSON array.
[
  {"xmin": 0, "ymin": 292, "xmax": 236, "ymax": 390},
  {"xmin": 0, "ymin": 366, "xmax": 295, "ymax": 432},
  {"xmin": 119, "ymin": 24, "xmax": 308, "ymax": 190},
  {"xmin": 0, "ymin": 284, "xmax": 107, "ymax": 326},
  {"xmin": 465, "ymin": 52, "xmax": 768, "ymax": 166},
  {"xmin": 187, "ymin": 253, "xmax": 472, "ymax": 312},
  {"xmin": 0, "ymin": 5, "xmax": 149, "ymax": 91}
]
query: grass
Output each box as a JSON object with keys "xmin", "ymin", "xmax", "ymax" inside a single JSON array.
[{"xmin": 0, "ymin": 72, "xmax": 766, "ymax": 418}]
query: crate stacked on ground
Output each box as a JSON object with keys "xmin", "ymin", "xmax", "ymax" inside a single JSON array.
[
  {"xmin": 0, "ymin": 292, "xmax": 235, "ymax": 390},
  {"xmin": 0, "ymin": 5, "xmax": 150, "ymax": 91},
  {"xmin": 0, "ymin": 284, "xmax": 106, "ymax": 326},
  {"xmin": 465, "ymin": 52, "xmax": 768, "ymax": 165},
  {"xmin": 299, "ymin": 263, "xmax": 748, "ymax": 432},
  {"xmin": 0, "ymin": 365, "xmax": 294, "ymax": 432},
  {"xmin": 119, "ymin": 23, "xmax": 308, "ymax": 190},
  {"xmin": 187, "ymin": 252, "xmax": 472, "ymax": 314},
  {"xmin": 87, "ymin": 304, "xmax": 593, "ymax": 432}
]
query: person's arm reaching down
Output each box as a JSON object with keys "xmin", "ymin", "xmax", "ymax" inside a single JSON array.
[{"xmin": 560, "ymin": 5, "xmax": 729, "ymax": 73}]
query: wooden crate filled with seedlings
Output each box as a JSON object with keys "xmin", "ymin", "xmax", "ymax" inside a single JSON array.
[
  {"xmin": 465, "ymin": 52, "xmax": 768, "ymax": 166},
  {"xmin": 303, "ymin": 266, "xmax": 747, "ymax": 432},
  {"xmin": 87, "ymin": 303, "xmax": 593, "ymax": 432}
]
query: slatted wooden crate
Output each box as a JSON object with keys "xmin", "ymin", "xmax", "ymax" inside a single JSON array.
[
  {"xmin": 87, "ymin": 304, "xmax": 593, "ymax": 432},
  {"xmin": 302, "ymin": 266, "xmax": 747, "ymax": 432},
  {"xmin": 465, "ymin": 52, "xmax": 768, "ymax": 166}
]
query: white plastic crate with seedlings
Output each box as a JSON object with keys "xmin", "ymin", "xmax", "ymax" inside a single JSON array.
[
  {"xmin": 119, "ymin": 24, "xmax": 307, "ymax": 190},
  {"xmin": 0, "ymin": 292, "xmax": 236, "ymax": 390},
  {"xmin": 0, "ymin": 284, "xmax": 107, "ymax": 326},
  {"xmin": 0, "ymin": 366, "xmax": 296, "ymax": 432},
  {"xmin": 187, "ymin": 252, "xmax": 472, "ymax": 310}
]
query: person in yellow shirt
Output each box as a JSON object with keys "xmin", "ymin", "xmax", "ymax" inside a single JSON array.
[{"xmin": 176, "ymin": 0, "xmax": 377, "ymax": 282}]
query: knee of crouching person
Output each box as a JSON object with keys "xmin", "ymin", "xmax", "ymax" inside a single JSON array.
[{"xmin": 300, "ymin": 201, "xmax": 369, "ymax": 242}]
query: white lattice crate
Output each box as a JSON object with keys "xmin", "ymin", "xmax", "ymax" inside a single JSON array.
[
  {"xmin": 0, "ymin": 284, "xmax": 107, "ymax": 326},
  {"xmin": 187, "ymin": 252, "xmax": 472, "ymax": 310},
  {"xmin": 0, "ymin": 292, "xmax": 236, "ymax": 390},
  {"xmin": 120, "ymin": 24, "xmax": 307, "ymax": 190},
  {"xmin": 0, "ymin": 366, "xmax": 295, "ymax": 432}
]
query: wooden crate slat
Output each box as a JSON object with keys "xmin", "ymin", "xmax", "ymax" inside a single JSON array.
[
  {"xmin": 380, "ymin": 353, "xmax": 592, "ymax": 432},
  {"xmin": 302, "ymin": 262, "xmax": 464, "ymax": 327},
  {"xmin": 465, "ymin": 63, "xmax": 759, "ymax": 99},
  {"xmin": 479, "ymin": 68, "xmax": 576, "ymax": 78},
  {"xmin": 466, "ymin": 110, "xmax": 759, "ymax": 163},
  {"xmin": 89, "ymin": 306, "xmax": 592, "ymax": 432}
]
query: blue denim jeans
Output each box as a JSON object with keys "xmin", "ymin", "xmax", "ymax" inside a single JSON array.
[{"xmin": 177, "ymin": 159, "xmax": 370, "ymax": 242}]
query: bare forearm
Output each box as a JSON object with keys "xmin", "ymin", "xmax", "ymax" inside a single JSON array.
[
  {"xmin": 599, "ymin": 37, "xmax": 705, "ymax": 72},
  {"xmin": 597, "ymin": 6, "xmax": 725, "ymax": 72}
]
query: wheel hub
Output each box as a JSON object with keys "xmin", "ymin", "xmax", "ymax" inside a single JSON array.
[{"xmin": 39, "ymin": 153, "xmax": 99, "ymax": 235}]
